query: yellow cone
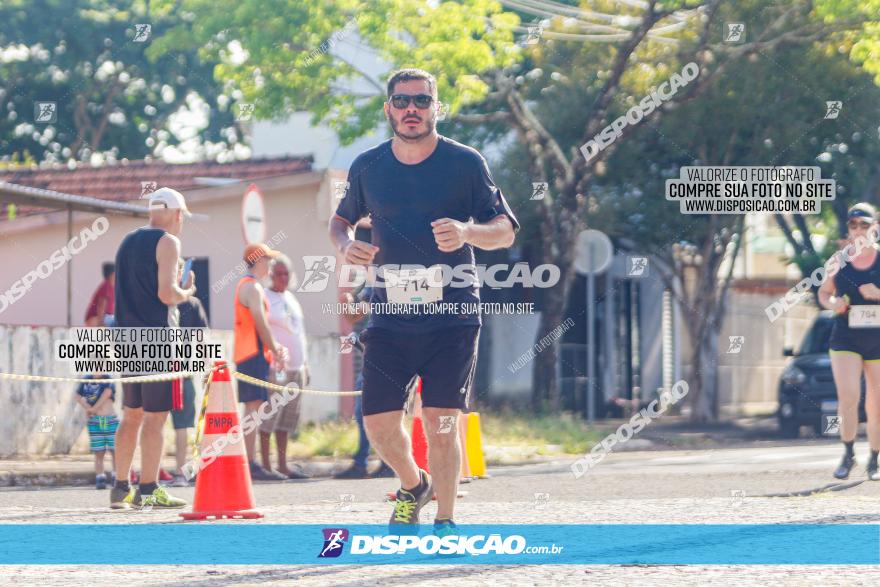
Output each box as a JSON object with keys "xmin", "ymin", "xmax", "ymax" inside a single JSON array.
[{"xmin": 465, "ymin": 412, "xmax": 487, "ymax": 478}]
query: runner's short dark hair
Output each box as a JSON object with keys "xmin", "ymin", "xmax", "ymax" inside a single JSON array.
[
  {"xmin": 102, "ymin": 262, "xmax": 115, "ymax": 279},
  {"xmin": 386, "ymin": 68, "xmax": 437, "ymax": 98}
]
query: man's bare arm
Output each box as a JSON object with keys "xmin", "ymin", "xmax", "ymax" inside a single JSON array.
[
  {"xmin": 156, "ymin": 235, "xmax": 194, "ymax": 305},
  {"xmin": 432, "ymin": 215, "xmax": 515, "ymax": 252},
  {"xmin": 329, "ymin": 215, "xmax": 379, "ymax": 265}
]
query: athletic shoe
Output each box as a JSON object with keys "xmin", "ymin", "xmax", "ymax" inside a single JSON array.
[
  {"xmin": 158, "ymin": 468, "xmax": 174, "ymax": 484},
  {"xmin": 334, "ymin": 463, "xmax": 369, "ymax": 479},
  {"xmin": 372, "ymin": 462, "xmax": 396, "ymax": 478},
  {"xmin": 868, "ymin": 460, "xmax": 880, "ymax": 481},
  {"xmin": 389, "ymin": 469, "xmax": 433, "ymax": 528},
  {"xmin": 95, "ymin": 474, "xmax": 107, "ymax": 490},
  {"xmin": 109, "ymin": 485, "xmax": 138, "ymax": 509},
  {"xmin": 433, "ymin": 519, "xmax": 459, "ymax": 538},
  {"xmin": 249, "ymin": 461, "xmax": 288, "ymax": 481},
  {"xmin": 833, "ymin": 454, "xmax": 856, "ymax": 479},
  {"xmin": 170, "ymin": 474, "xmax": 188, "ymax": 488},
  {"xmin": 139, "ymin": 486, "xmax": 187, "ymax": 509}
]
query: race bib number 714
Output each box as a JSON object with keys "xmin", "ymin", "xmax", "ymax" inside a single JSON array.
[{"xmin": 385, "ymin": 266, "xmax": 443, "ymax": 305}]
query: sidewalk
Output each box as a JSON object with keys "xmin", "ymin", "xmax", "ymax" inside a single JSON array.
[
  {"xmin": 1, "ymin": 416, "xmax": 833, "ymax": 488},
  {"xmin": 0, "ymin": 455, "xmax": 347, "ymax": 488},
  {"xmin": 0, "ymin": 453, "xmax": 565, "ymax": 488}
]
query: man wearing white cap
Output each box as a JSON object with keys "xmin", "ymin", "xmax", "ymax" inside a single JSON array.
[{"xmin": 109, "ymin": 187, "xmax": 195, "ymax": 510}]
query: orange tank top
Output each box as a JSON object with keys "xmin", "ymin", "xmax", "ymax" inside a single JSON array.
[{"xmin": 233, "ymin": 276, "xmax": 272, "ymax": 364}]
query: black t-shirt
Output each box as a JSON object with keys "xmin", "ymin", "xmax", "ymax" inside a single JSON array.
[
  {"xmin": 115, "ymin": 227, "xmax": 169, "ymax": 327},
  {"xmin": 834, "ymin": 247, "xmax": 880, "ymax": 327},
  {"xmin": 334, "ymin": 136, "xmax": 519, "ymax": 332}
]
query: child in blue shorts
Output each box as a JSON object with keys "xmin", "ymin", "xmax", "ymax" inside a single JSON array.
[{"xmin": 75, "ymin": 374, "xmax": 118, "ymax": 489}]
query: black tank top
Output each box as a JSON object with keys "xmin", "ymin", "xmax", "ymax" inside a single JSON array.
[
  {"xmin": 834, "ymin": 246, "xmax": 880, "ymax": 325},
  {"xmin": 114, "ymin": 227, "xmax": 169, "ymax": 327}
]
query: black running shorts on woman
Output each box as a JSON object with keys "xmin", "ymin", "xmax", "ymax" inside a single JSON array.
[
  {"xmin": 830, "ymin": 246, "xmax": 880, "ymax": 361},
  {"xmin": 360, "ymin": 326, "xmax": 480, "ymax": 416}
]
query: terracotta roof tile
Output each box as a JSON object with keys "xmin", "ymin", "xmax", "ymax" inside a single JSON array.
[{"xmin": 1, "ymin": 156, "xmax": 313, "ymax": 218}]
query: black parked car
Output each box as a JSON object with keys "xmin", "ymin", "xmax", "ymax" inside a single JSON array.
[{"xmin": 778, "ymin": 311, "xmax": 866, "ymax": 438}]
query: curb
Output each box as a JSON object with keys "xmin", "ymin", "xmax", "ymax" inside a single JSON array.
[{"xmin": 1, "ymin": 455, "xmax": 572, "ymax": 488}]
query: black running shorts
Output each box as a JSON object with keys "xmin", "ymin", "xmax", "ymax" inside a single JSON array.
[
  {"xmin": 360, "ymin": 325, "xmax": 480, "ymax": 416},
  {"xmin": 830, "ymin": 322, "xmax": 880, "ymax": 362},
  {"xmin": 122, "ymin": 379, "xmax": 173, "ymax": 413}
]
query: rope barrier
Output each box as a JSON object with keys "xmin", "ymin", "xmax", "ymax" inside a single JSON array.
[{"xmin": 0, "ymin": 368, "xmax": 363, "ymax": 396}]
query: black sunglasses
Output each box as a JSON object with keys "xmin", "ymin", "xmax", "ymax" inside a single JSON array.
[{"xmin": 389, "ymin": 93, "xmax": 434, "ymax": 109}]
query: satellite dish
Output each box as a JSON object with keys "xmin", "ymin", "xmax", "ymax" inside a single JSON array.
[{"xmin": 573, "ymin": 229, "xmax": 613, "ymax": 275}]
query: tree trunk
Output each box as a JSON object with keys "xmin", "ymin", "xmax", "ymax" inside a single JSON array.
[{"xmin": 531, "ymin": 284, "xmax": 565, "ymax": 411}]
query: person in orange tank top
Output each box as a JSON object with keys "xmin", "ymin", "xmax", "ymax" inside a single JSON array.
[{"xmin": 234, "ymin": 243, "xmax": 289, "ymax": 481}]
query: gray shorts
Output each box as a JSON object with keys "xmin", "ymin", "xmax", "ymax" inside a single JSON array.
[{"xmin": 258, "ymin": 370, "xmax": 304, "ymax": 434}]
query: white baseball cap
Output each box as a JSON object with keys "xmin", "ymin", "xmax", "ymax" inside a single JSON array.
[{"xmin": 148, "ymin": 187, "xmax": 192, "ymax": 217}]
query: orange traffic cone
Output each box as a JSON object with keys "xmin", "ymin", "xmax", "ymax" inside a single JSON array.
[
  {"xmin": 411, "ymin": 378, "xmax": 429, "ymax": 472},
  {"xmin": 180, "ymin": 362, "xmax": 263, "ymax": 520},
  {"xmin": 411, "ymin": 416, "xmax": 429, "ymax": 472}
]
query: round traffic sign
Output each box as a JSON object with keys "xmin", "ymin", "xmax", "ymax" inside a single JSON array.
[{"xmin": 573, "ymin": 229, "xmax": 613, "ymax": 275}]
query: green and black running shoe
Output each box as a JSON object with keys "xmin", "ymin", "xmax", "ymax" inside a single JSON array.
[
  {"xmin": 139, "ymin": 486, "xmax": 187, "ymax": 509},
  {"xmin": 389, "ymin": 469, "xmax": 433, "ymax": 530},
  {"xmin": 109, "ymin": 485, "xmax": 138, "ymax": 510}
]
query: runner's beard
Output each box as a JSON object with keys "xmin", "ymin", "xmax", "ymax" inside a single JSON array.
[{"xmin": 389, "ymin": 112, "xmax": 435, "ymax": 142}]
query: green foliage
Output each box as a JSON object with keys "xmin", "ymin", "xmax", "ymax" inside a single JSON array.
[
  {"xmin": 480, "ymin": 410, "xmax": 605, "ymax": 455},
  {"xmin": 0, "ymin": 0, "xmax": 237, "ymax": 163},
  {"xmin": 160, "ymin": 0, "xmax": 522, "ymax": 145}
]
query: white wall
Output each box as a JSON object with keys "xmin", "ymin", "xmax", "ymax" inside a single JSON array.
[{"xmin": 0, "ymin": 325, "xmax": 342, "ymax": 456}]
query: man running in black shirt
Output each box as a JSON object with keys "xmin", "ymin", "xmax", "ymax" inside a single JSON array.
[{"xmin": 329, "ymin": 68, "xmax": 519, "ymax": 532}]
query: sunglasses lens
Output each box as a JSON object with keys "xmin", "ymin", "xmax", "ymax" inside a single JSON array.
[{"xmin": 389, "ymin": 94, "xmax": 434, "ymax": 109}]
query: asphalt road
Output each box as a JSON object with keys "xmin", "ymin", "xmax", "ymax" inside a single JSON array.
[{"xmin": 2, "ymin": 441, "xmax": 879, "ymax": 585}]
